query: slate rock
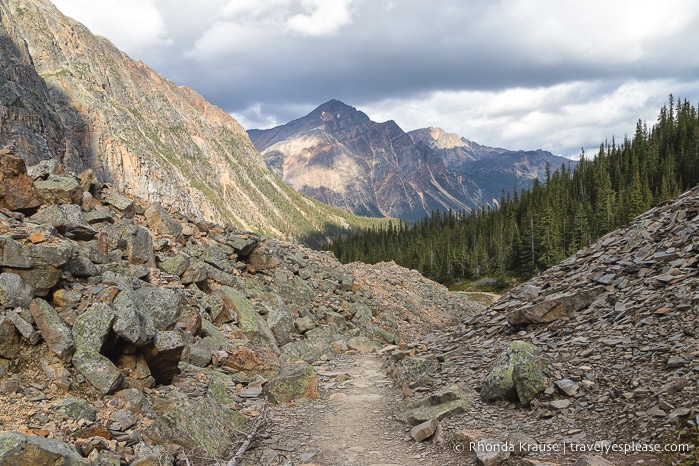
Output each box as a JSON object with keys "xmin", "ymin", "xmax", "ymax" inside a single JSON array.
[
  {"xmin": 54, "ymin": 396, "xmax": 98, "ymax": 421},
  {"xmin": 34, "ymin": 175, "xmax": 83, "ymax": 206},
  {"xmin": 0, "ymin": 236, "xmax": 35, "ymax": 268},
  {"xmin": 410, "ymin": 418, "xmax": 439, "ymax": 442},
  {"xmin": 72, "ymin": 302, "xmax": 116, "ymax": 354},
  {"xmin": 112, "ymin": 288, "xmax": 156, "ymax": 347},
  {"xmin": 134, "ymin": 286, "xmax": 185, "ymax": 331},
  {"xmin": 506, "ymin": 287, "xmax": 605, "ymax": 325}
]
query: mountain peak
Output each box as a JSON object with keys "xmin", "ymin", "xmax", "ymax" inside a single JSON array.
[{"xmin": 309, "ymin": 99, "xmax": 370, "ymax": 125}]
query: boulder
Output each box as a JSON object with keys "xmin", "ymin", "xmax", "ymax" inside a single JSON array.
[
  {"xmin": 134, "ymin": 287, "xmax": 185, "ymax": 331},
  {"xmin": 480, "ymin": 340, "xmax": 545, "ymax": 404},
  {"xmin": 72, "ymin": 350, "xmax": 125, "ymax": 396},
  {"xmin": 144, "ymin": 202, "xmax": 182, "ymax": 237},
  {"xmin": 53, "ymin": 396, "xmax": 98, "ymax": 421},
  {"xmin": 112, "ymin": 288, "xmax": 156, "ymax": 347},
  {"xmin": 0, "ymin": 236, "xmax": 35, "ymax": 268},
  {"xmin": 8, "ymin": 240, "xmax": 74, "ymax": 296},
  {"xmin": 410, "ymin": 418, "xmax": 439, "ymax": 442},
  {"xmin": 72, "ymin": 302, "xmax": 116, "ymax": 353},
  {"xmin": 34, "ymin": 175, "xmax": 83, "ymax": 206},
  {"xmin": 29, "ymin": 298, "xmax": 75, "ymax": 363},
  {"xmin": 0, "ymin": 154, "xmax": 41, "ymax": 212},
  {"xmin": 0, "ymin": 431, "xmax": 87, "ymax": 465},
  {"xmin": 101, "ymin": 190, "xmax": 135, "ymax": 218}
]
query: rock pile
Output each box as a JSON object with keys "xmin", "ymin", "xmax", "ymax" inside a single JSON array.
[
  {"xmin": 387, "ymin": 187, "xmax": 699, "ymax": 465},
  {"xmin": 0, "ymin": 152, "xmax": 483, "ymax": 465}
]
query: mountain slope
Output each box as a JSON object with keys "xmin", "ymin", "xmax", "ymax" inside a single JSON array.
[
  {"xmin": 0, "ymin": 0, "xmax": 380, "ymax": 238},
  {"xmin": 250, "ymin": 100, "xmax": 572, "ymax": 220}
]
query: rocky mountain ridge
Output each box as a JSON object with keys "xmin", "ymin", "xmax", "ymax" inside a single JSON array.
[
  {"xmin": 249, "ymin": 100, "xmax": 573, "ymax": 221},
  {"xmin": 0, "ymin": 151, "xmax": 482, "ymax": 464},
  {"xmin": 0, "ymin": 0, "xmax": 376, "ymax": 239}
]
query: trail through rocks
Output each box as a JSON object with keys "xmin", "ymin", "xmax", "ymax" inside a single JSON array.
[{"xmin": 261, "ymin": 353, "xmax": 460, "ymax": 466}]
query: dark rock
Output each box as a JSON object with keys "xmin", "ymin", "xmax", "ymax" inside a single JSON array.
[
  {"xmin": 506, "ymin": 287, "xmax": 605, "ymax": 325},
  {"xmin": 0, "ymin": 316, "xmax": 20, "ymax": 359},
  {"xmin": 34, "ymin": 175, "xmax": 83, "ymax": 206},
  {"xmin": 142, "ymin": 330, "xmax": 185, "ymax": 384},
  {"xmin": 396, "ymin": 384, "xmax": 475, "ymax": 425},
  {"xmin": 0, "ymin": 272, "xmax": 33, "ymax": 309},
  {"xmin": 145, "ymin": 202, "xmax": 182, "ymax": 237},
  {"xmin": 480, "ymin": 340, "xmax": 544, "ymax": 404}
]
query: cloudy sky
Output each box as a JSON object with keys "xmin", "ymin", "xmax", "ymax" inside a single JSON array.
[{"xmin": 52, "ymin": 0, "xmax": 699, "ymax": 158}]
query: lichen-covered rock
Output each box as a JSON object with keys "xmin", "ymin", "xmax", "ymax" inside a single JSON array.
[
  {"xmin": 53, "ymin": 396, "xmax": 97, "ymax": 421},
  {"xmin": 0, "ymin": 236, "xmax": 35, "ymax": 268},
  {"xmin": 134, "ymin": 287, "xmax": 185, "ymax": 331},
  {"xmin": 72, "ymin": 350, "xmax": 125, "ymax": 396},
  {"xmin": 480, "ymin": 340, "xmax": 545, "ymax": 404},
  {"xmin": 34, "ymin": 175, "xmax": 83, "ymax": 206},
  {"xmin": 263, "ymin": 361, "xmax": 318, "ymax": 404},
  {"xmin": 72, "ymin": 302, "xmax": 115, "ymax": 353},
  {"xmin": 112, "ymin": 287, "xmax": 156, "ymax": 347},
  {"xmin": 0, "ymin": 431, "xmax": 87, "ymax": 465},
  {"xmin": 29, "ymin": 298, "xmax": 75, "ymax": 363}
]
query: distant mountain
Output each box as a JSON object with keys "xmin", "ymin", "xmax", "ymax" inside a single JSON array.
[
  {"xmin": 0, "ymin": 0, "xmax": 378, "ymax": 238},
  {"xmin": 249, "ymin": 100, "xmax": 572, "ymax": 220}
]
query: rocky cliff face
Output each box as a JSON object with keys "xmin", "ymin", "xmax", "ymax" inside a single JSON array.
[
  {"xmin": 0, "ymin": 152, "xmax": 483, "ymax": 464},
  {"xmin": 250, "ymin": 100, "xmax": 572, "ymax": 220},
  {"xmin": 0, "ymin": 0, "xmax": 373, "ymax": 238}
]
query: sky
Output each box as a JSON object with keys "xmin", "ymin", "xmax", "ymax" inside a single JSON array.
[{"xmin": 51, "ymin": 0, "xmax": 699, "ymax": 158}]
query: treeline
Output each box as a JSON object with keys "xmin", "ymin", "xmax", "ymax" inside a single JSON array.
[{"xmin": 323, "ymin": 95, "xmax": 699, "ymax": 285}]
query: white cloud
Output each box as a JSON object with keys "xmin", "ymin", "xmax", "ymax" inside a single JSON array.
[
  {"xmin": 52, "ymin": 0, "xmax": 172, "ymax": 56},
  {"xmin": 286, "ymin": 0, "xmax": 354, "ymax": 36}
]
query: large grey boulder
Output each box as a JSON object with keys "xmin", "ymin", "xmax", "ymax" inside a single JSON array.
[
  {"xmin": 134, "ymin": 287, "xmax": 185, "ymax": 331},
  {"xmin": 112, "ymin": 287, "xmax": 156, "ymax": 347},
  {"xmin": 144, "ymin": 202, "xmax": 182, "ymax": 238},
  {"xmin": 72, "ymin": 302, "xmax": 116, "ymax": 353},
  {"xmin": 72, "ymin": 350, "xmax": 125, "ymax": 396}
]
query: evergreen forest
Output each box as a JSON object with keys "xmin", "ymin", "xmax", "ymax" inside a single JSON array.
[{"xmin": 323, "ymin": 96, "xmax": 699, "ymax": 286}]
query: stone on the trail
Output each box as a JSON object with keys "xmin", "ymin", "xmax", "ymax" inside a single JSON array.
[
  {"xmin": 480, "ymin": 340, "xmax": 544, "ymax": 404},
  {"xmin": 29, "ymin": 298, "xmax": 75, "ymax": 363},
  {"xmin": 348, "ymin": 336, "xmax": 382, "ymax": 353},
  {"xmin": 573, "ymin": 455, "xmax": 617, "ymax": 466},
  {"xmin": 396, "ymin": 384, "xmax": 475, "ymax": 425},
  {"xmin": 0, "ymin": 431, "xmax": 87, "ymax": 465},
  {"xmin": 263, "ymin": 361, "xmax": 318, "ymax": 404},
  {"xmin": 410, "ymin": 418, "xmax": 439, "ymax": 442}
]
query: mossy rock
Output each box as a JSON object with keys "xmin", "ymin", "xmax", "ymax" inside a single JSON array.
[
  {"xmin": 263, "ymin": 361, "xmax": 317, "ymax": 404},
  {"xmin": 480, "ymin": 340, "xmax": 545, "ymax": 404},
  {"xmin": 396, "ymin": 384, "xmax": 475, "ymax": 425}
]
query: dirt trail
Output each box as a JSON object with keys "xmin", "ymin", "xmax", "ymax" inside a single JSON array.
[{"xmin": 263, "ymin": 353, "xmax": 460, "ymax": 466}]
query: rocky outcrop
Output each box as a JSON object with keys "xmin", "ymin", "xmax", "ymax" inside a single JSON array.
[
  {"xmin": 0, "ymin": 153, "xmax": 480, "ymax": 464},
  {"xmin": 0, "ymin": 0, "xmax": 378, "ymax": 239}
]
